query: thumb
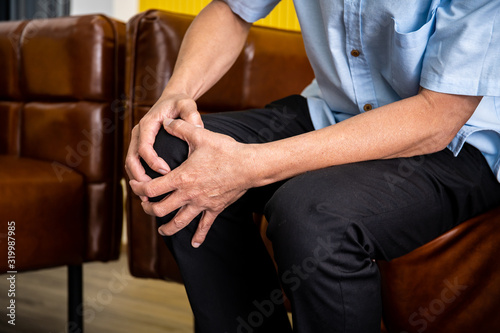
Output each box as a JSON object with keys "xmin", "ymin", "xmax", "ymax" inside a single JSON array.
[
  {"xmin": 163, "ymin": 118, "xmax": 201, "ymax": 143},
  {"xmin": 178, "ymin": 102, "xmax": 203, "ymax": 128},
  {"xmin": 183, "ymin": 110, "xmax": 204, "ymax": 128}
]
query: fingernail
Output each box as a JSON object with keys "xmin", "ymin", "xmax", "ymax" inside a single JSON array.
[
  {"xmin": 192, "ymin": 242, "xmax": 201, "ymax": 248},
  {"xmin": 159, "ymin": 169, "xmax": 168, "ymax": 175},
  {"xmin": 140, "ymin": 196, "xmax": 148, "ymax": 202},
  {"xmin": 194, "ymin": 124, "xmax": 202, "ymax": 128},
  {"xmin": 164, "ymin": 118, "xmax": 173, "ymax": 126},
  {"xmin": 158, "ymin": 227, "xmax": 166, "ymax": 236}
]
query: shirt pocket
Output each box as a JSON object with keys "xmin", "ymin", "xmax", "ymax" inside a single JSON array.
[{"xmin": 389, "ymin": 8, "xmax": 437, "ymax": 99}]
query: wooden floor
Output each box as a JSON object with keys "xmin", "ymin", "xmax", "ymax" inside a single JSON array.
[{"xmin": 0, "ymin": 251, "xmax": 194, "ymax": 333}]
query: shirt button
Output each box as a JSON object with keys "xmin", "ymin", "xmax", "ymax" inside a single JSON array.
[
  {"xmin": 351, "ymin": 49, "xmax": 361, "ymax": 57},
  {"xmin": 363, "ymin": 104, "xmax": 373, "ymax": 111}
]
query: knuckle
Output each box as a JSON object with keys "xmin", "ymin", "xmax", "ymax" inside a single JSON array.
[
  {"xmin": 138, "ymin": 115, "xmax": 150, "ymax": 126},
  {"xmin": 172, "ymin": 217, "xmax": 186, "ymax": 229},
  {"xmin": 212, "ymin": 204, "xmax": 225, "ymax": 213},
  {"xmin": 190, "ymin": 128, "xmax": 203, "ymax": 142},
  {"xmin": 177, "ymin": 98, "xmax": 197, "ymax": 111},
  {"xmin": 124, "ymin": 155, "xmax": 135, "ymax": 166},
  {"xmin": 198, "ymin": 222, "xmax": 211, "ymax": 233},
  {"xmin": 185, "ymin": 191, "xmax": 198, "ymax": 202},
  {"xmin": 169, "ymin": 119, "xmax": 185, "ymax": 132},
  {"xmin": 152, "ymin": 205, "xmax": 166, "ymax": 217},
  {"xmin": 130, "ymin": 126, "xmax": 138, "ymax": 138},
  {"xmin": 137, "ymin": 143, "xmax": 150, "ymax": 157},
  {"xmin": 137, "ymin": 119, "xmax": 146, "ymax": 130},
  {"xmin": 137, "ymin": 142, "xmax": 145, "ymax": 154},
  {"xmin": 177, "ymin": 172, "xmax": 193, "ymax": 185},
  {"xmin": 124, "ymin": 167, "xmax": 132, "ymax": 180},
  {"xmin": 143, "ymin": 185, "xmax": 156, "ymax": 198}
]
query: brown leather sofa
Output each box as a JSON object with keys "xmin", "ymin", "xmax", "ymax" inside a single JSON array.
[
  {"xmin": 124, "ymin": 10, "xmax": 500, "ymax": 333},
  {"xmin": 0, "ymin": 15, "xmax": 125, "ymax": 331}
]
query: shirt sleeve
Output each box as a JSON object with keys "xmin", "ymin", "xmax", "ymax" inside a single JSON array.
[
  {"xmin": 221, "ymin": 0, "xmax": 281, "ymax": 23},
  {"xmin": 420, "ymin": 0, "xmax": 500, "ymax": 96}
]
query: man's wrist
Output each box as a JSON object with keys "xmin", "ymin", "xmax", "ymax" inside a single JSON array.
[{"xmin": 242, "ymin": 143, "xmax": 279, "ymax": 189}]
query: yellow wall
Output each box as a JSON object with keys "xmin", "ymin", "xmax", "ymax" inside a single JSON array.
[{"xmin": 139, "ymin": 0, "xmax": 300, "ymax": 31}]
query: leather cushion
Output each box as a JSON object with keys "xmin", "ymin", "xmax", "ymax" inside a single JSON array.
[
  {"xmin": 378, "ymin": 206, "xmax": 500, "ymax": 333},
  {"xmin": 0, "ymin": 102, "xmax": 21, "ymax": 155},
  {"xmin": 21, "ymin": 101, "xmax": 116, "ymax": 182},
  {"xmin": 85, "ymin": 181, "xmax": 123, "ymax": 261},
  {"xmin": 0, "ymin": 156, "xmax": 85, "ymax": 271},
  {"xmin": 0, "ymin": 20, "xmax": 26, "ymax": 100},
  {"xmin": 21, "ymin": 15, "xmax": 119, "ymax": 101}
]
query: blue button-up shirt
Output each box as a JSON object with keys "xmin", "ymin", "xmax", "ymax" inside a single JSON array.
[{"xmin": 223, "ymin": 0, "xmax": 500, "ymax": 182}]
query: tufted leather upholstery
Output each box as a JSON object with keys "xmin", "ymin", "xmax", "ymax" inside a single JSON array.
[
  {"xmin": 0, "ymin": 14, "xmax": 125, "ymax": 329},
  {"xmin": 124, "ymin": 10, "xmax": 500, "ymax": 333}
]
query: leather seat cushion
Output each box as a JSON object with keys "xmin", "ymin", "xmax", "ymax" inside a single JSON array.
[
  {"xmin": 378, "ymin": 206, "xmax": 500, "ymax": 332},
  {"xmin": 0, "ymin": 156, "xmax": 85, "ymax": 271}
]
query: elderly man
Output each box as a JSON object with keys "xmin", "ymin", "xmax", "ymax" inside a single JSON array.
[{"xmin": 126, "ymin": 1, "xmax": 500, "ymax": 332}]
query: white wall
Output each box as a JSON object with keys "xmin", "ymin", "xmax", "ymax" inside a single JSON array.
[
  {"xmin": 112, "ymin": 0, "xmax": 139, "ymax": 22},
  {"xmin": 70, "ymin": 0, "xmax": 138, "ymax": 22}
]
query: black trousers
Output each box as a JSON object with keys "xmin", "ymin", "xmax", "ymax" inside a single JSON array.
[{"xmin": 144, "ymin": 95, "xmax": 500, "ymax": 333}]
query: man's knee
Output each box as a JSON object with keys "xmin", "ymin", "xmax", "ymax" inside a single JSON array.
[
  {"xmin": 140, "ymin": 127, "xmax": 189, "ymax": 202},
  {"xmin": 141, "ymin": 127, "xmax": 189, "ymax": 180}
]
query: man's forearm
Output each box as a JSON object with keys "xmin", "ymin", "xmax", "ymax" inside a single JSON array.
[
  {"xmin": 163, "ymin": 0, "xmax": 251, "ymax": 100},
  {"xmin": 249, "ymin": 89, "xmax": 482, "ymax": 187}
]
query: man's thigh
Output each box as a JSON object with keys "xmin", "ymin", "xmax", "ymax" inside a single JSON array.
[
  {"xmin": 265, "ymin": 143, "xmax": 500, "ymax": 261},
  {"xmin": 201, "ymin": 94, "xmax": 314, "ymax": 144}
]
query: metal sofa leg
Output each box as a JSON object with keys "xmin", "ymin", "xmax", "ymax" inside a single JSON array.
[{"xmin": 68, "ymin": 264, "xmax": 83, "ymax": 333}]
